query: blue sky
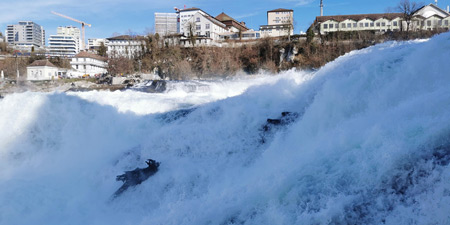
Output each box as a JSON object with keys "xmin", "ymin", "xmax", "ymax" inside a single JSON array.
[{"xmin": 0, "ymin": 0, "xmax": 440, "ymax": 40}]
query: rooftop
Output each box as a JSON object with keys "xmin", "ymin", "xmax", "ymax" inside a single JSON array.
[
  {"xmin": 74, "ymin": 51, "xmax": 107, "ymax": 62},
  {"xmin": 268, "ymin": 8, "xmax": 294, "ymax": 13},
  {"xmin": 28, "ymin": 60, "xmax": 57, "ymax": 67},
  {"xmin": 107, "ymin": 35, "xmax": 146, "ymax": 41},
  {"xmin": 315, "ymin": 13, "xmax": 404, "ymax": 23}
]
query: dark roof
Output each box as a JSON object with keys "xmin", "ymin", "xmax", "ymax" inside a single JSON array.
[
  {"xmin": 179, "ymin": 7, "xmax": 201, "ymax": 12},
  {"xmin": 75, "ymin": 51, "xmax": 107, "ymax": 62},
  {"xmin": 315, "ymin": 13, "xmax": 404, "ymax": 23},
  {"xmin": 107, "ymin": 35, "xmax": 146, "ymax": 41},
  {"xmin": 268, "ymin": 8, "xmax": 294, "ymax": 12},
  {"xmin": 28, "ymin": 60, "xmax": 57, "ymax": 67},
  {"xmin": 215, "ymin": 12, "xmax": 249, "ymax": 31},
  {"xmin": 204, "ymin": 15, "xmax": 227, "ymax": 28}
]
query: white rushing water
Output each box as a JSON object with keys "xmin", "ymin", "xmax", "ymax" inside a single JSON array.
[{"xmin": 0, "ymin": 32, "xmax": 449, "ymax": 225}]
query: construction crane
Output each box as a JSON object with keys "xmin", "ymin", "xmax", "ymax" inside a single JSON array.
[{"xmin": 51, "ymin": 11, "xmax": 91, "ymax": 50}]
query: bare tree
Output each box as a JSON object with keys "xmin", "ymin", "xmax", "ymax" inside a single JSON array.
[
  {"xmin": 187, "ymin": 22, "xmax": 197, "ymax": 47},
  {"xmin": 286, "ymin": 18, "xmax": 295, "ymax": 42},
  {"xmin": 396, "ymin": 0, "xmax": 424, "ymax": 32}
]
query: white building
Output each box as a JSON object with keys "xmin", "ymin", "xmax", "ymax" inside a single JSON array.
[
  {"xmin": 315, "ymin": 4, "xmax": 450, "ymax": 35},
  {"xmin": 26, "ymin": 60, "xmax": 58, "ymax": 81},
  {"xmin": 106, "ymin": 35, "xmax": 146, "ymax": 58},
  {"xmin": 260, "ymin": 8, "xmax": 294, "ymax": 38},
  {"xmin": 180, "ymin": 11, "xmax": 228, "ymax": 45},
  {"xmin": 88, "ymin": 38, "xmax": 108, "ymax": 52},
  {"xmin": 48, "ymin": 26, "xmax": 81, "ymax": 57},
  {"xmin": 177, "ymin": 8, "xmax": 209, "ymax": 34},
  {"xmin": 155, "ymin": 13, "xmax": 178, "ymax": 36},
  {"xmin": 5, "ymin": 21, "xmax": 45, "ymax": 51},
  {"xmin": 70, "ymin": 51, "xmax": 107, "ymax": 77}
]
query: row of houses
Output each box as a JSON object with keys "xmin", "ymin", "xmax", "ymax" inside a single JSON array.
[{"xmin": 315, "ymin": 4, "xmax": 450, "ymax": 34}]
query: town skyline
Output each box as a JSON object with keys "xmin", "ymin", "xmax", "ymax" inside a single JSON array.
[{"xmin": 2, "ymin": 0, "xmax": 444, "ymax": 41}]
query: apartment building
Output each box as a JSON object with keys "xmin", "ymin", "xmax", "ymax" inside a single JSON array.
[
  {"xmin": 180, "ymin": 11, "xmax": 228, "ymax": 46},
  {"xmin": 106, "ymin": 35, "xmax": 146, "ymax": 58},
  {"xmin": 155, "ymin": 13, "xmax": 178, "ymax": 36},
  {"xmin": 260, "ymin": 8, "xmax": 294, "ymax": 37},
  {"xmin": 177, "ymin": 7, "xmax": 209, "ymax": 34},
  {"xmin": 70, "ymin": 51, "xmax": 107, "ymax": 76},
  {"xmin": 315, "ymin": 4, "xmax": 450, "ymax": 34},
  {"xmin": 48, "ymin": 26, "xmax": 81, "ymax": 57},
  {"xmin": 88, "ymin": 38, "xmax": 108, "ymax": 51},
  {"xmin": 5, "ymin": 21, "xmax": 45, "ymax": 51}
]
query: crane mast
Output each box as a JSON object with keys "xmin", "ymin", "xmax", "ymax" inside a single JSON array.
[
  {"xmin": 320, "ymin": 0, "xmax": 323, "ymax": 16},
  {"xmin": 51, "ymin": 11, "xmax": 91, "ymax": 51}
]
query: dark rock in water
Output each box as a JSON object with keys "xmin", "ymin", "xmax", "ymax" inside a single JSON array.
[
  {"xmin": 260, "ymin": 112, "xmax": 299, "ymax": 143},
  {"xmin": 262, "ymin": 112, "xmax": 299, "ymax": 132},
  {"xmin": 138, "ymin": 80, "xmax": 167, "ymax": 93},
  {"xmin": 158, "ymin": 108, "xmax": 196, "ymax": 124},
  {"xmin": 114, "ymin": 159, "xmax": 160, "ymax": 197},
  {"xmin": 67, "ymin": 87, "xmax": 92, "ymax": 92}
]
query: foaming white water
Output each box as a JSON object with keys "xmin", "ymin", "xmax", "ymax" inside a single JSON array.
[
  {"xmin": 1, "ymin": 32, "xmax": 450, "ymax": 225},
  {"xmin": 69, "ymin": 74, "xmax": 308, "ymax": 115}
]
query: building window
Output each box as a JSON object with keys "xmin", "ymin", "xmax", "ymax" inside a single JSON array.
[
  {"xmin": 393, "ymin": 21, "xmax": 398, "ymax": 26},
  {"xmin": 206, "ymin": 24, "xmax": 210, "ymax": 29},
  {"xmin": 206, "ymin": 31, "xmax": 210, "ymax": 37},
  {"xmin": 329, "ymin": 24, "xmax": 334, "ymax": 29},
  {"xmin": 324, "ymin": 24, "xmax": 328, "ymax": 29},
  {"xmin": 347, "ymin": 23, "xmax": 351, "ymax": 28},
  {"xmin": 353, "ymin": 23, "xmax": 357, "ymax": 28},
  {"xmin": 196, "ymin": 25, "xmax": 201, "ymax": 30},
  {"xmin": 341, "ymin": 23, "xmax": 346, "ymax": 28},
  {"xmin": 427, "ymin": 20, "xmax": 431, "ymax": 26},
  {"xmin": 370, "ymin": 23, "xmax": 374, "ymax": 27},
  {"xmin": 196, "ymin": 17, "xmax": 200, "ymax": 22},
  {"xmin": 365, "ymin": 23, "xmax": 369, "ymax": 27},
  {"xmin": 382, "ymin": 22, "xmax": 386, "ymax": 26},
  {"xmin": 445, "ymin": 20, "xmax": 449, "ymax": 26},
  {"xmin": 376, "ymin": 22, "xmax": 380, "ymax": 27},
  {"xmin": 438, "ymin": 20, "xmax": 442, "ymax": 26},
  {"xmin": 359, "ymin": 23, "xmax": 363, "ymax": 27}
]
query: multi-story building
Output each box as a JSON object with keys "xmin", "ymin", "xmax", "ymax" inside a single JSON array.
[
  {"xmin": 180, "ymin": 11, "xmax": 228, "ymax": 46},
  {"xmin": 88, "ymin": 38, "xmax": 108, "ymax": 51},
  {"xmin": 106, "ymin": 35, "xmax": 146, "ymax": 58},
  {"xmin": 48, "ymin": 26, "xmax": 81, "ymax": 57},
  {"xmin": 70, "ymin": 51, "xmax": 107, "ymax": 76},
  {"xmin": 315, "ymin": 4, "xmax": 450, "ymax": 35},
  {"xmin": 5, "ymin": 21, "xmax": 45, "ymax": 51},
  {"xmin": 260, "ymin": 8, "xmax": 294, "ymax": 37},
  {"xmin": 177, "ymin": 7, "xmax": 209, "ymax": 34},
  {"xmin": 155, "ymin": 13, "xmax": 178, "ymax": 36}
]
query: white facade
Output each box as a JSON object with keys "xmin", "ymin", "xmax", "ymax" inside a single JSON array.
[
  {"xmin": 177, "ymin": 8, "xmax": 208, "ymax": 34},
  {"xmin": 155, "ymin": 13, "xmax": 178, "ymax": 36},
  {"xmin": 316, "ymin": 4, "xmax": 450, "ymax": 34},
  {"xmin": 70, "ymin": 52, "xmax": 107, "ymax": 76},
  {"xmin": 106, "ymin": 35, "xmax": 145, "ymax": 58},
  {"xmin": 26, "ymin": 61, "xmax": 58, "ymax": 81},
  {"xmin": 48, "ymin": 26, "xmax": 81, "ymax": 57},
  {"xmin": 182, "ymin": 12, "xmax": 227, "ymax": 42},
  {"xmin": 260, "ymin": 9, "xmax": 294, "ymax": 37},
  {"xmin": 88, "ymin": 38, "xmax": 108, "ymax": 51},
  {"xmin": 6, "ymin": 21, "xmax": 45, "ymax": 50},
  {"xmin": 219, "ymin": 30, "xmax": 261, "ymax": 40},
  {"xmin": 267, "ymin": 9, "xmax": 294, "ymax": 26}
]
